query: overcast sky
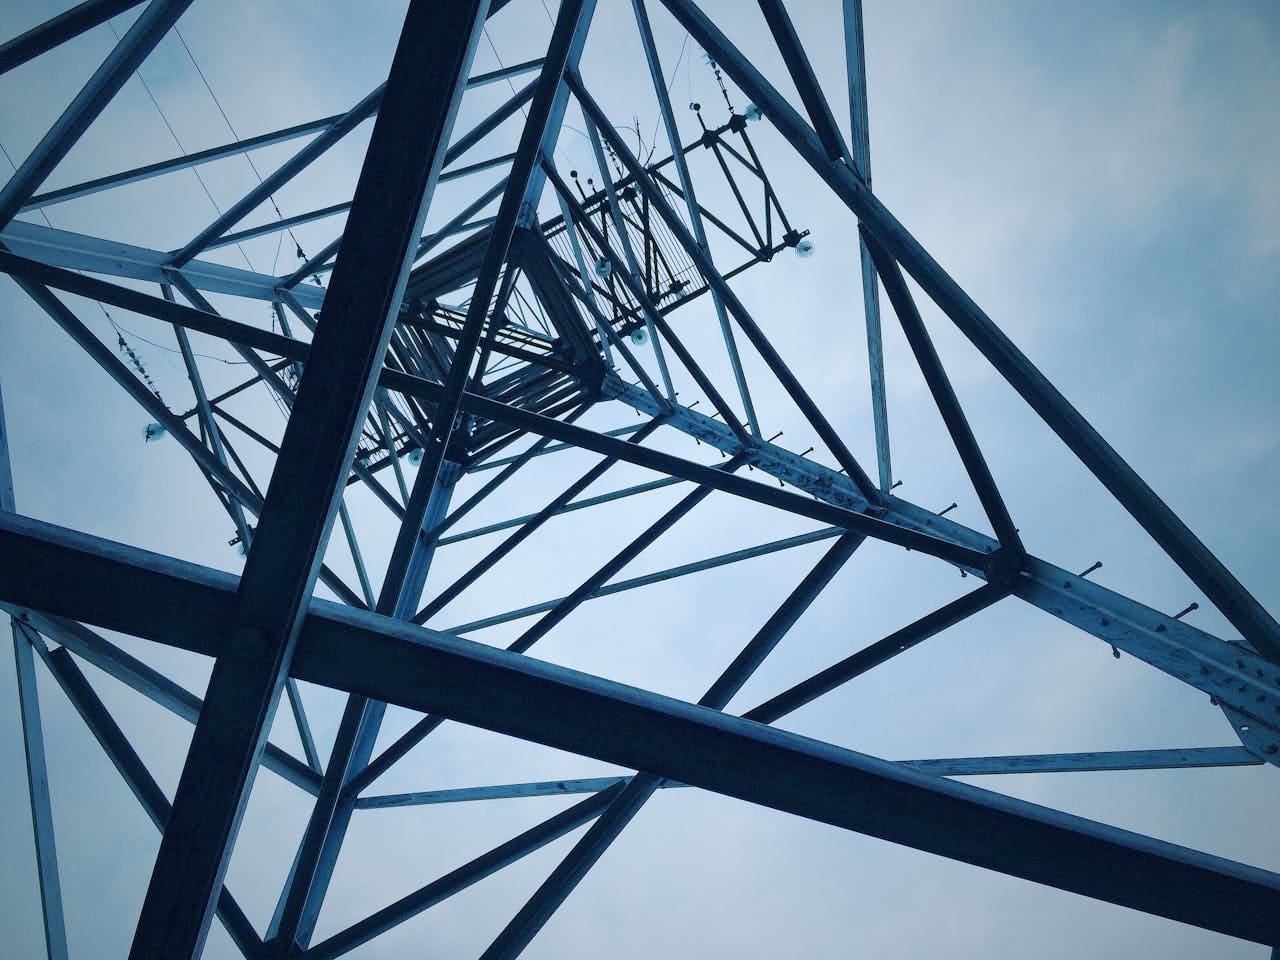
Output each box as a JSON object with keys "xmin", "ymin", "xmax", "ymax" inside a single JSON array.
[{"xmin": 1, "ymin": 1, "xmax": 1278, "ymax": 957}]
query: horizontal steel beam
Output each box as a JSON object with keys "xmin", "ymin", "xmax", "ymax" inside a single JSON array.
[
  {"xmin": 0, "ymin": 220, "xmax": 325, "ymax": 308},
  {"xmin": 445, "ymin": 525, "xmax": 842, "ymax": 634},
  {"xmin": 356, "ymin": 746, "xmax": 1263, "ymax": 809},
  {"xmin": 7, "ymin": 256, "xmax": 1270, "ymax": 738},
  {"xmin": 2, "ymin": 510, "xmax": 1279, "ymax": 946}
]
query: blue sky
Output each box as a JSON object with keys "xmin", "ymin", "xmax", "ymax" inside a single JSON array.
[{"xmin": 0, "ymin": 1, "xmax": 1278, "ymax": 957}]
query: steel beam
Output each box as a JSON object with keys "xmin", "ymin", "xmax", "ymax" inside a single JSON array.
[
  {"xmin": 444, "ymin": 525, "xmax": 841, "ymax": 634},
  {"xmin": 414, "ymin": 418, "xmax": 664, "ymax": 625},
  {"xmin": 632, "ymin": 0, "xmax": 759, "ymax": 432},
  {"xmin": 2, "ymin": 515, "xmax": 1278, "ymax": 946},
  {"xmin": 863, "ymin": 229, "xmax": 1023, "ymax": 552},
  {"xmin": 382, "ymin": 368, "xmax": 993, "ymax": 571},
  {"xmin": 127, "ymin": 3, "xmax": 489, "ymax": 954},
  {"xmin": 168, "ymin": 83, "xmax": 386, "ymax": 267},
  {"xmin": 21, "ymin": 60, "xmax": 536, "ymax": 212},
  {"xmin": 755, "ymin": 0, "xmax": 850, "ymax": 162},
  {"xmin": 400, "ymin": 0, "xmax": 588, "ymax": 593},
  {"xmin": 23, "ymin": 113, "xmax": 345, "ymax": 210},
  {"xmin": 0, "ymin": 219, "xmax": 325, "ymax": 308},
  {"xmin": 358, "ymin": 746, "xmax": 1265, "ymax": 809},
  {"xmin": 5, "ymin": 608, "xmax": 323, "ymax": 792},
  {"xmin": 36, "ymin": 642, "xmax": 263, "ymax": 957},
  {"xmin": 841, "ymin": 0, "xmax": 891, "ymax": 491},
  {"xmin": 304, "ymin": 788, "xmax": 623, "ymax": 960},
  {"xmin": 267, "ymin": 465, "xmax": 461, "ymax": 953},
  {"xmin": 746, "ymin": 584, "xmax": 1009, "ymax": 723},
  {"xmin": 10, "ymin": 619, "xmax": 69, "ymax": 960}
]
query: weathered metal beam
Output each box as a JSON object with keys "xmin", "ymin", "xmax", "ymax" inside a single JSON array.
[
  {"xmin": 304, "ymin": 788, "xmax": 623, "ymax": 960},
  {"xmin": 127, "ymin": 2, "xmax": 489, "ymax": 954},
  {"xmin": 840, "ymin": 0, "xmax": 891, "ymax": 491},
  {"xmin": 36, "ymin": 641, "xmax": 263, "ymax": 957},
  {"xmin": 9, "ymin": 620, "xmax": 69, "ymax": 960},
  {"xmin": 357, "ymin": 746, "xmax": 1264, "ymax": 809},
  {"xmin": 2, "ymin": 514, "xmax": 1278, "ymax": 946}
]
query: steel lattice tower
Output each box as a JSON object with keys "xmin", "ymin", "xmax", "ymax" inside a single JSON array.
[{"xmin": 1, "ymin": 1, "xmax": 1278, "ymax": 957}]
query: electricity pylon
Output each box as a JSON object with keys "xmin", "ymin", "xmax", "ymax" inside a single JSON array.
[{"xmin": 1, "ymin": 1, "xmax": 1277, "ymax": 958}]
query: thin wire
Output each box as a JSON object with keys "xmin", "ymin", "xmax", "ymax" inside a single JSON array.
[
  {"xmin": 172, "ymin": 25, "xmax": 311, "ymax": 268},
  {"xmin": 105, "ymin": 21, "xmax": 257, "ymax": 272},
  {"xmin": 483, "ymin": 25, "xmax": 530, "ymax": 123},
  {"xmin": 649, "ymin": 33, "xmax": 691, "ymax": 159},
  {"xmin": 2, "ymin": 138, "xmax": 176, "ymax": 392},
  {"xmin": 109, "ymin": 317, "xmax": 253, "ymax": 366}
]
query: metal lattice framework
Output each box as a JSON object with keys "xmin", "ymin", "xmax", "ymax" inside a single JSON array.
[{"xmin": 1, "ymin": 1, "xmax": 1278, "ymax": 957}]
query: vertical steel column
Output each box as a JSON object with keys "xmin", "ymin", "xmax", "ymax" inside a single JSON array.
[
  {"xmin": 2, "ymin": 379, "xmax": 68, "ymax": 960},
  {"xmin": 266, "ymin": 463, "xmax": 461, "ymax": 954},
  {"xmin": 9, "ymin": 620, "xmax": 70, "ymax": 960},
  {"xmin": 127, "ymin": 3, "xmax": 489, "ymax": 955},
  {"xmin": 841, "ymin": 0, "xmax": 891, "ymax": 492}
]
